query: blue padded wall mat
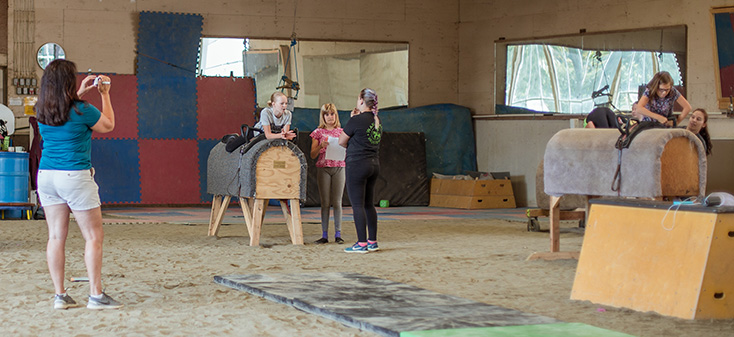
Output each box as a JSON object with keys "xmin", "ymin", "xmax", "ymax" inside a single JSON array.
[
  {"xmin": 136, "ymin": 11, "xmax": 203, "ymax": 75},
  {"xmin": 137, "ymin": 75, "xmax": 199, "ymax": 139},
  {"xmin": 136, "ymin": 12, "xmax": 202, "ymax": 140},
  {"xmin": 198, "ymin": 139, "xmax": 221, "ymax": 202},
  {"xmin": 291, "ymin": 104, "xmax": 476, "ymax": 176},
  {"xmin": 91, "ymin": 139, "xmax": 141, "ymax": 203}
]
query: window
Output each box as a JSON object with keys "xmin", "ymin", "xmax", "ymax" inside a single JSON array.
[
  {"xmin": 505, "ymin": 45, "xmax": 682, "ymax": 113},
  {"xmin": 198, "ymin": 38, "xmax": 247, "ymax": 77},
  {"xmin": 494, "ymin": 25, "xmax": 687, "ymax": 114},
  {"xmin": 198, "ymin": 38, "xmax": 409, "ymax": 109}
]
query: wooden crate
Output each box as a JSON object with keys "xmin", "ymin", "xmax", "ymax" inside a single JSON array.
[
  {"xmin": 571, "ymin": 199, "xmax": 734, "ymax": 319},
  {"xmin": 429, "ymin": 178, "xmax": 516, "ymax": 209}
]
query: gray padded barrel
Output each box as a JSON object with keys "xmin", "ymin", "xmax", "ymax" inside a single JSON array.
[
  {"xmin": 207, "ymin": 142, "xmax": 245, "ymax": 196},
  {"xmin": 207, "ymin": 139, "xmax": 308, "ymax": 202},
  {"xmin": 543, "ymin": 128, "xmax": 706, "ymax": 199},
  {"xmin": 239, "ymin": 139, "xmax": 307, "ymax": 201}
]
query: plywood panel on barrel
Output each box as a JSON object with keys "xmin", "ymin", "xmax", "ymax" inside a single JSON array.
[
  {"xmin": 660, "ymin": 136, "xmax": 700, "ymax": 197},
  {"xmin": 255, "ymin": 147, "xmax": 301, "ymax": 199}
]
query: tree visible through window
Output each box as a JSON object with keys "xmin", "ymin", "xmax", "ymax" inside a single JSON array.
[{"xmin": 505, "ymin": 44, "xmax": 682, "ymax": 114}]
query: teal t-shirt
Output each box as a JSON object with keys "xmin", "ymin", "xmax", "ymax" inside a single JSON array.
[{"xmin": 38, "ymin": 101, "xmax": 101, "ymax": 170}]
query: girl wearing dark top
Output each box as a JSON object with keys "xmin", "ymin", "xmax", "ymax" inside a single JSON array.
[
  {"xmin": 685, "ymin": 108, "xmax": 712, "ymax": 156},
  {"xmin": 637, "ymin": 71, "xmax": 692, "ymax": 125},
  {"xmin": 584, "ymin": 107, "xmax": 617, "ymax": 128},
  {"xmin": 339, "ymin": 88, "xmax": 382, "ymax": 253}
]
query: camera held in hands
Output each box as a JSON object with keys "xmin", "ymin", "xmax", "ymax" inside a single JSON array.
[{"xmin": 93, "ymin": 76, "xmax": 110, "ymax": 87}]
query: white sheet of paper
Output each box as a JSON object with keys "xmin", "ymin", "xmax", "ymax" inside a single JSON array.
[{"xmin": 324, "ymin": 136, "xmax": 346, "ymax": 161}]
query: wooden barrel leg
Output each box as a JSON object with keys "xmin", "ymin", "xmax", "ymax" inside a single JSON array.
[
  {"xmin": 288, "ymin": 199, "xmax": 303, "ymax": 245},
  {"xmin": 249, "ymin": 199, "xmax": 266, "ymax": 246},
  {"xmin": 208, "ymin": 195, "xmax": 222, "ymax": 233},
  {"xmin": 208, "ymin": 195, "xmax": 231, "ymax": 237},
  {"xmin": 279, "ymin": 200, "xmax": 292, "ymax": 240},
  {"xmin": 239, "ymin": 197, "xmax": 254, "ymax": 237},
  {"xmin": 549, "ymin": 195, "xmax": 561, "ymax": 252}
]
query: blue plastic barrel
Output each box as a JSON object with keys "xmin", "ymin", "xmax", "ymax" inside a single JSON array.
[{"xmin": 0, "ymin": 152, "xmax": 29, "ymax": 203}]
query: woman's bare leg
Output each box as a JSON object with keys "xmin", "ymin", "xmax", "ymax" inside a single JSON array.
[
  {"xmin": 71, "ymin": 207, "xmax": 104, "ymax": 296},
  {"xmin": 45, "ymin": 204, "xmax": 71, "ymax": 295}
]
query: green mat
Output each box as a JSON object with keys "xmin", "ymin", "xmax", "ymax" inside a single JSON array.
[{"xmin": 400, "ymin": 323, "xmax": 635, "ymax": 337}]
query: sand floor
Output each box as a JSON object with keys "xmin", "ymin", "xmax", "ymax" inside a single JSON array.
[{"xmin": 1, "ymin": 210, "xmax": 732, "ymax": 336}]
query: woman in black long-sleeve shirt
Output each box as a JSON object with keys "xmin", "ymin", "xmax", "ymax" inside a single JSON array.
[{"xmin": 339, "ymin": 88, "xmax": 382, "ymax": 253}]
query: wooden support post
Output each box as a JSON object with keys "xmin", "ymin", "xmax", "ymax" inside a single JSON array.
[
  {"xmin": 208, "ymin": 195, "xmax": 231, "ymax": 236},
  {"xmin": 239, "ymin": 197, "xmax": 254, "ymax": 237},
  {"xmin": 279, "ymin": 199, "xmax": 291, "ymax": 228},
  {"xmin": 249, "ymin": 199, "xmax": 266, "ymax": 246},
  {"xmin": 287, "ymin": 199, "xmax": 303, "ymax": 245},
  {"xmin": 526, "ymin": 195, "xmax": 580, "ymax": 261},
  {"xmin": 209, "ymin": 195, "xmax": 222, "ymax": 233},
  {"xmin": 549, "ymin": 195, "xmax": 561, "ymax": 252}
]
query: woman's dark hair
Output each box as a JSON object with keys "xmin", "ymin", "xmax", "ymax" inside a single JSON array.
[
  {"xmin": 693, "ymin": 108, "xmax": 712, "ymax": 156},
  {"xmin": 36, "ymin": 59, "xmax": 83, "ymax": 126}
]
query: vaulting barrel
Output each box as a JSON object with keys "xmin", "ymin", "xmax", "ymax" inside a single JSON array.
[
  {"xmin": 544, "ymin": 128, "xmax": 706, "ymax": 199},
  {"xmin": 239, "ymin": 139, "xmax": 307, "ymax": 201},
  {"xmin": 207, "ymin": 139, "xmax": 307, "ymax": 245},
  {"xmin": 530, "ymin": 128, "xmax": 707, "ymax": 258}
]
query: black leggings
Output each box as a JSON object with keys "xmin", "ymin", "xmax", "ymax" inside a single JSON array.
[{"xmin": 345, "ymin": 158, "xmax": 380, "ymax": 242}]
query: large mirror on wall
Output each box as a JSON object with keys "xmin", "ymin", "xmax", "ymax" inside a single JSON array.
[
  {"xmin": 494, "ymin": 25, "xmax": 687, "ymax": 115},
  {"xmin": 37, "ymin": 43, "xmax": 66, "ymax": 69},
  {"xmin": 198, "ymin": 38, "xmax": 409, "ymax": 110}
]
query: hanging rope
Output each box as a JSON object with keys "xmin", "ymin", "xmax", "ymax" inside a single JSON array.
[
  {"xmin": 276, "ymin": 33, "xmax": 300, "ymax": 98},
  {"xmin": 276, "ymin": 0, "xmax": 300, "ymax": 99},
  {"xmin": 658, "ymin": 29, "xmax": 664, "ymax": 61}
]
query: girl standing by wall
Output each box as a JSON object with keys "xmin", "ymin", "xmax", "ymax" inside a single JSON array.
[{"xmin": 310, "ymin": 103, "xmax": 346, "ymax": 244}]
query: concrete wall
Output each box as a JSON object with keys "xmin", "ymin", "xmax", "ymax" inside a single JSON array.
[
  {"xmin": 6, "ymin": 0, "xmax": 732, "ymax": 206},
  {"xmin": 5, "ymin": 0, "xmax": 457, "ymax": 132},
  {"xmin": 461, "ymin": 0, "xmax": 734, "ymax": 206},
  {"xmin": 23, "ymin": 0, "xmax": 457, "ymax": 109},
  {"xmin": 475, "ymin": 118, "xmax": 574, "ymax": 207}
]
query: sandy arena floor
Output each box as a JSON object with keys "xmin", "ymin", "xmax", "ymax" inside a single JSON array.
[{"xmin": 0, "ymin": 207, "xmax": 732, "ymax": 336}]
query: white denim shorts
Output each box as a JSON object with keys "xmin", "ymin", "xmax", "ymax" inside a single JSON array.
[{"xmin": 37, "ymin": 168, "xmax": 101, "ymax": 211}]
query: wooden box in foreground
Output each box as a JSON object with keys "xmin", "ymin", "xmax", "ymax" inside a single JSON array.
[
  {"xmin": 572, "ymin": 199, "xmax": 734, "ymax": 319},
  {"xmin": 429, "ymin": 178, "xmax": 516, "ymax": 209}
]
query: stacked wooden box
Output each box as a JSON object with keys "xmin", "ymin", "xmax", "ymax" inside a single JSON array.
[{"xmin": 429, "ymin": 178, "xmax": 516, "ymax": 209}]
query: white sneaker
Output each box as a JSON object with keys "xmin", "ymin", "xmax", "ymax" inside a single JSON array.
[
  {"xmin": 54, "ymin": 294, "xmax": 80, "ymax": 310},
  {"xmin": 87, "ymin": 293, "xmax": 123, "ymax": 310}
]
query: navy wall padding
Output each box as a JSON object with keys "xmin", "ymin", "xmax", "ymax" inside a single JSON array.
[
  {"xmin": 137, "ymin": 75, "xmax": 199, "ymax": 139},
  {"xmin": 198, "ymin": 139, "xmax": 221, "ymax": 202},
  {"xmin": 291, "ymin": 104, "xmax": 476, "ymax": 176},
  {"xmin": 91, "ymin": 139, "xmax": 141, "ymax": 203},
  {"xmin": 136, "ymin": 12, "xmax": 203, "ymax": 75},
  {"xmin": 136, "ymin": 12, "xmax": 202, "ymax": 140}
]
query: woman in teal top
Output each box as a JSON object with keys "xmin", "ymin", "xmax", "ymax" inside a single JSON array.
[{"xmin": 36, "ymin": 59, "xmax": 121, "ymax": 310}]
